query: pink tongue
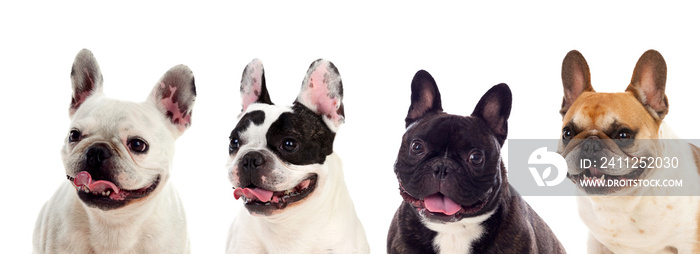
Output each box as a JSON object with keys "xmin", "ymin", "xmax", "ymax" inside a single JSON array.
[
  {"xmin": 424, "ymin": 194, "xmax": 462, "ymax": 216},
  {"xmin": 589, "ymin": 167, "xmax": 604, "ymax": 177},
  {"xmin": 233, "ymin": 187, "xmax": 274, "ymax": 202},
  {"xmin": 74, "ymin": 171, "xmax": 121, "ymax": 194}
]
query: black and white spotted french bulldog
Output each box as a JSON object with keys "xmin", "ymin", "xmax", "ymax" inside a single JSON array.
[
  {"xmin": 226, "ymin": 59, "xmax": 369, "ymax": 253},
  {"xmin": 387, "ymin": 70, "xmax": 565, "ymax": 254},
  {"xmin": 33, "ymin": 49, "xmax": 194, "ymax": 253}
]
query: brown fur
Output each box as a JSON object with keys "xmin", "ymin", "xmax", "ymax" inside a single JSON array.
[
  {"xmin": 562, "ymin": 91, "xmax": 661, "ymax": 140},
  {"xmin": 560, "ymin": 49, "xmax": 699, "ymax": 253}
]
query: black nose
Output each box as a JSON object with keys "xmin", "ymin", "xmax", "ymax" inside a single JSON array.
[
  {"xmin": 433, "ymin": 162, "xmax": 452, "ymax": 180},
  {"xmin": 86, "ymin": 144, "xmax": 112, "ymax": 168},
  {"xmin": 241, "ymin": 151, "xmax": 265, "ymax": 172},
  {"xmin": 583, "ymin": 136, "xmax": 602, "ymax": 155}
]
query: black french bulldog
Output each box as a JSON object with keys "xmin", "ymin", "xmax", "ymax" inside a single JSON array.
[{"xmin": 387, "ymin": 70, "xmax": 566, "ymax": 254}]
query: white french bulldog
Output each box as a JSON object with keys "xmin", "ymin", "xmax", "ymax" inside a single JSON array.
[
  {"xmin": 33, "ymin": 49, "xmax": 195, "ymax": 253},
  {"xmin": 226, "ymin": 59, "xmax": 369, "ymax": 253}
]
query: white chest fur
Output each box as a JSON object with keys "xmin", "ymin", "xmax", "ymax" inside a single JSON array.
[
  {"xmin": 578, "ymin": 135, "xmax": 700, "ymax": 253},
  {"xmin": 579, "ymin": 195, "xmax": 699, "ymax": 253},
  {"xmin": 226, "ymin": 154, "xmax": 369, "ymax": 254},
  {"xmin": 423, "ymin": 210, "xmax": 495, "ymax": 254}
]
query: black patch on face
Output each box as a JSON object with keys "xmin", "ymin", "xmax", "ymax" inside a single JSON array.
[
  {"xmin": 266, "ymin": 102, "xmax": 335, "ymax": 165},
  {"xmin": 394, "ymin": 114, "xmax": 503, "ymax": 217},
  {"xmin": 230, "ymin": 110, "xmax": 266, "ymax": 139}
]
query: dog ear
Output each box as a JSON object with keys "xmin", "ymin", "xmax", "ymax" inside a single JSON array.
[
  {"xmin": 626, "ymin": 49, "xmax": 668, "ymax": 120},
  {"xmin": 296, "ymin": 59, "xmax": 345, "ymax": 132},
  {"xmin": 148, "ymin": 65, "xmax": 196, "ymax": 136},
  {"xmin": 561, "ymin": 50, "xmax": 595, "ymax": 117},
  {"xmin": 69, "ymin": 49, "xmax": 104, "ymax": 117},
  {"xmin": 240, "ymin": 59, "xmax": 272, "ymax": 113},
  {"xmin": 405, "ymin": 70, "xmax": 443, "ymax": 127},
  {"xmin": 471, "ymin": 83, "xmax": 512, "ymax": 145}
]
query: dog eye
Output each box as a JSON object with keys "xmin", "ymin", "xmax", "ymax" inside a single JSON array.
[
  {"xmin": 562, "ymin": 127, "xmax": 573, "ymax": 140},
  {"xmin": 68, "ymin": 130, "xmax": 81, "ymax": 142},
  {"xmin": 410, "ymin": 140, "xmax": 425, "ymax": 155},
  {"xmin": 229, "ymin": 138, "xmax": 240, "ymax": 153},
  {"xmin": 128, "ymin": 138, "xmax": 148, "ymax": 153},
  {"xmin": 616, "ymin": 130, "xmax": 633, "ymax": 139},
  {"xmin": 280, "ymin": 138, "xmax": 299, "ymax": 153},
  {"xmin": 469, "ymin": 151, "xmax": 484, "ymax": 166}
]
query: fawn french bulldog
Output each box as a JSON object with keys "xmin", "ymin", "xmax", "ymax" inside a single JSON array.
[{"xmin": 558, "ymin": 49, "xmax": 700, "ymax": 253}]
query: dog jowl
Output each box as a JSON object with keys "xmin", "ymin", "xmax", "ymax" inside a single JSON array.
[{"xmin": 226, "ymin": 59, "xmax": 368, "ymax": 253}]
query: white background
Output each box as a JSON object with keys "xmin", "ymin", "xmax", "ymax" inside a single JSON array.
[{"xmin": 2, "ymin": 1, "xmax": 699, "ymax": 253}]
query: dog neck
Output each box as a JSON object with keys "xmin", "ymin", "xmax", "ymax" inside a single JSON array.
[
  {"xmin": 579, "ymin": 122, "xmax": 700, "ymax": 252},
  {"xmin": 244, "ymin": 153, "xmax": 361, "ymax": 251},
  {"xmin": 421, "ymin": 209, "xmax": 496, "ymax": 254},
  {"xmin": 81, "ymin": 180, "xmax": 175, "ymax": 252}
]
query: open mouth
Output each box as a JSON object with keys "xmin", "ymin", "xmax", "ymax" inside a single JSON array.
[
  {"xmin": 233, "ymin": 174, "xmax": 318, "ymax": 213},
  {"xmin": 399, "ymin": 185, "xmax": 492, "ymax": 222},
  {"xmin": 569, "ymin": 167, "xmax": 645, "ymax": 194},
  {"xmin": 67, "ymin": 171, "xmax": 160, "ymax": 208}
]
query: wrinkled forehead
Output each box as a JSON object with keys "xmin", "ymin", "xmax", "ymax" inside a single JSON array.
[
  {"xmin": 563, "ymin": 91, "xmax": 656, "ymax": 131},
  {"xmin": 69, "ymin": 98, "xmax": 172, "ymax": 146},
  {"xmin": 72, "ymin": 98, "xmax": 160, "ymax": 128},
  {"xmin": 245, "ymin": 103, "xmax": 292, "ymax": 120},
  {"xmin": 231, "ymin": 103, "xmax": 292, "ymax": 138},
  {"xmin": 406, "ymin": 114, "xmax": 496, "ymax": 148}
]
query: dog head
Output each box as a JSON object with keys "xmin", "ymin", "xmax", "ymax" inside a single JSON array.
[
  {"xmin": 558, "ymin": 49, "xmax": 668, "ymax": 195},
  {"xmin": 62, "ymin": 49, "xmax": 196, "ymax": 210},
  {"xmin": 227, "ymin": 59, "xmax": 344, "ymax": 216},
  {"xmin": 395, "ymin": 70, "xmax": 511, "ymax": 223}
]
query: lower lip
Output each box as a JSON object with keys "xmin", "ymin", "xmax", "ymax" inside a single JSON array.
[{"xmin": 242, "ymin": 175, "xmax": 318, "ymax": 214}]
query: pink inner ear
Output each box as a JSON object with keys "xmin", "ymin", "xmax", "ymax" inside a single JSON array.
[
  {"xmin": 70, "ymin": 90, "xmax": 93, "ymax": 114},
  {"xmin": 160, "ymin": 83, "xmax": 191, "ymax": 132},
  {"xmin": 307, "ymin": 67, "xmax": 341, "ymax": 123},
  {"xmin": 641, "ymin": 66, "xmax": 659, "ymax": 103},
  {"xmin": 241, "ymin": 65, "xmax": 263, "ymax": 112},
  {"xmin": 70, "ymin": 69, "xmax": 97, "ymax": 114},
  {"xmin": 566, "ymin": 67, "xmax": 586, "ymax": 101}
]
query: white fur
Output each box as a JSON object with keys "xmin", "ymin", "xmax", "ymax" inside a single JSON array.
[
  {"xmin": 226, "ymin": 104, "xmax": 368, "ymax": 253},
  {"xmin": 226, "ymin": 153, "xmax": 369, "ymax": 253},
  {"xmin": 576, "ymin": 123, "xmax": 700, "ymax": 253},
  {"xmin": 33, "ymin": 181, "xmax": 189, "ymax": 253},
  {"xmin": 33, "ymin": 84, "xmax": 190, "ymax": 253},
  {"xmin": 422, "ymin": 210, "xmax": 496, "ymax": 254},
  {"xmin": 227, "ymin": 104, "xmax": 300, "ymax": 189}
]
